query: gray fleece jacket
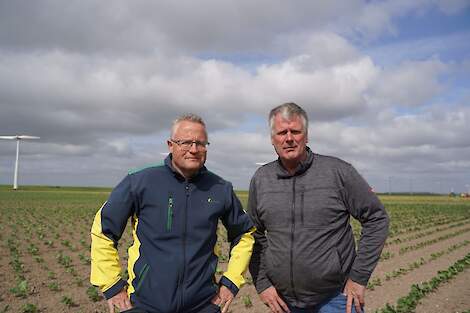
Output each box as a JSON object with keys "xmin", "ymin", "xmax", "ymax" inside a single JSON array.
[{"xmin": 248, "ymin": 148, "xmax": 389, "ymax": 309}]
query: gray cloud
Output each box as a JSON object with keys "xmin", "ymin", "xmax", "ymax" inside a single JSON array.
[
  {"xmin": 366, "ymin": 59, "xmax": 448, "ymax": 107},
  {"xmin": 1, "ymin": 1, "xmax": 469, "ymax": 193},
  {"xmin": 0, "ymin": 1, "xmax": 352, "ymax": 54},
  {"xmin": 2, "ymin": 1, "xmax": 465, "ymax": 55}
]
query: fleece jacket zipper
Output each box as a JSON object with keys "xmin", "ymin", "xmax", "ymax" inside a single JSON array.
[{"xmin": 290, "ymin": 177, "xmax": 298, "ymax": 300}]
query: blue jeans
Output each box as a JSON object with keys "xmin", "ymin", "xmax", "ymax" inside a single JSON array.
[
  {"xmin": 122, "ymin": 301, "xmax": 220, "ymax": 313},
  {"xmin": 288, "ymin": 293, "xmax": 363, "ymax": 313}
]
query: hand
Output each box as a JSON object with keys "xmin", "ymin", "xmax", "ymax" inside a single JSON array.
[
  {"xmin": 343, "ymin": 279, "xmax": 365, "ymax": 313},
  {"xmin": 259, "ymin": 286, "xmax": 290, "ymax": 313},
  {"xmin": 211, "ymin": 285, "xmax": 234, "ymax": 313},
  {"xmin": 107, "ymin": 288, "xmax": 132, "ymax": 313}
]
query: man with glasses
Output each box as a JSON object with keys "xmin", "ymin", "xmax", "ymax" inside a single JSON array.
[
  {"xmin": 248, "ymin": 103, "xmax": 389, "ymax": 313},
  {"xmin": 91, "ymin": 114, "xmax": 255, "ymax": 313}
]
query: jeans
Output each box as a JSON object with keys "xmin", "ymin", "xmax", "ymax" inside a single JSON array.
[
  {"xmin": 288, "ymin": 293, "xmax": 364, "ymax": 313},
  {"xmin": 121, "ymin": 302, "xmax": 221, "ymax": 313}
]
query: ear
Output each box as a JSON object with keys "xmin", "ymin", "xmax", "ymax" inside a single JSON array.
[{"xmin": 167, "ymin": 140, "xmax": 174, "ymax": 154}]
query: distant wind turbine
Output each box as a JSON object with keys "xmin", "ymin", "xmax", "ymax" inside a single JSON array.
[{"xmin": 0, "ymin": 135, "xmax": 40, "ymax": 190}]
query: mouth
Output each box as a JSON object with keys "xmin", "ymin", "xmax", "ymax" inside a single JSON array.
[{"xmin": 283, "ymin": 146, "xmax": 297, "ymax": 151}]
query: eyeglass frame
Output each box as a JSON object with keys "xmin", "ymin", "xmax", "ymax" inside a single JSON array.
[{"xmin": 169, "ymin": 139, "xmax": 210, "ymax": 151}]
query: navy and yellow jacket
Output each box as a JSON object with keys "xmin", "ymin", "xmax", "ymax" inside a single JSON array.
[{"xmin": 90, "ymin": 155, "xmax": 255, "ymax": 313}]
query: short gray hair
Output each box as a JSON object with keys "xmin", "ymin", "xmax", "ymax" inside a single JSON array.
[
  {"xmin": 170, "ymin": 113, "xmax": 207, "ymax": 138},
  {"xmin": 269, "ymin": 102, "xmax": 308, "ymax": 135}
]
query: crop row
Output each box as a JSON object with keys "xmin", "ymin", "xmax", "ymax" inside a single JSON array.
[
  {"xmin": 385, "ymin": 201, "xmax": 470, "ymax": 238},
  {"xmin": 375, "ymin": 251, "xmax": 470, "ymax": 313},
  {"xmin": 387, "ymin": 215, "xmax": 470, "ymax": 239},
  {"xmin": 1, "ymin": 219, "xmax": 103, "ymax": 312},
  {"xmin": 398, "ymin": 227, "xmax": 470, "ymax": 255},
  {"xmin": 2, "ymin": 190, "xmax": 470, "ymax": 313},
  {"xmin": 384, "ymin": 219, "xmax": 470, "ymax": 247},
  {"xmin": 368, "ymin": 239, "xmax": 470, "ymax": 290},
  {"xmin": 379, "ymin": 226, "xmax": 470, "ymax": 261}
]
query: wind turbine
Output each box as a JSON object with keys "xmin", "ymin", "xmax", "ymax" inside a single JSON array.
[{"xmin": 0, "ymin": 135, "xmax": 40, "ymax": 190}]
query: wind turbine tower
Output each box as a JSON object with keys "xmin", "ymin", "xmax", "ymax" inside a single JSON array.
[{"xmin": 0, "ymin": 135, "xmax": 40, "ymax": 190}]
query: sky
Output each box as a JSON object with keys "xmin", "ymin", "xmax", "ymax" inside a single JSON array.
[{"xmin": 0, "ymin": 0, "xmax": 470, "ymax": 193}]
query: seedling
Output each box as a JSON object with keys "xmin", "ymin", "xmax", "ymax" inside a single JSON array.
[
  {"xmin": 10, "ymin": 280, "xmax": 28, "ymax": 298},
  {"xmin": 61, "ymin": 296, "xmax": 76, "ymax": 308},
  {"xmin": 242, "ymin": 295, "xmax": 252, "ymax": 308},
  {"xmin": 21, "ymin": 304, "xmax": 38, "ymax": 313},
  {"xmin": 86, "ymin": 286, "xmax": 101, "ymax": 302},
  {"xmin": 48, "ymin": 282, "xmax": 60, "ymax": 292}
]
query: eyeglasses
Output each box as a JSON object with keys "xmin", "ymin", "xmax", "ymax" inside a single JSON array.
[{"xmin": 170, "ymin": 139, "xmax": 210, "ymax": 151}]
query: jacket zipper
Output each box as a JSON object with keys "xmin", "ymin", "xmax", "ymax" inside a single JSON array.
[
  {"xmin": 300, "ymin": 190, "xmax": 304, "ymax": 225},
  {"xmin": 290, "ymin": 177, "xmax": 298, "ymax": 300},
  {"xmin": 167, "ymin": 195, "xmax": 173, "ymax": 231},
  {"xmin": 178, "ymin": 183, "xmax": 190, "ymax": 312}
]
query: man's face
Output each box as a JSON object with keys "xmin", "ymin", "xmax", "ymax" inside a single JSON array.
[
  {"xmin": 271, "ymin": 113, "xmax": 308, "ymax": 164},
  {"xmin": 168, "ymin": 121, "xmax": 208, "ymax": 178}
]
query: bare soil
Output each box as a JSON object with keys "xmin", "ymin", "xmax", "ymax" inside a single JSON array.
[
  {"xmin": 415, "ymin": 267, "xmax": 470, "ymax": 313},
  {"xmin": 366, "ymin": 246, "xmax": 470, "ymax": 311},
  {"xmin": 2, "ymin": 202, "xmax": 470, "ymax": 313}
]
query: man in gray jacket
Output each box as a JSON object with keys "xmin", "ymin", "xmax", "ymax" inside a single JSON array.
[{"xmin": 248, "ymin": 103, "xmax": 389, "ymax": 313}]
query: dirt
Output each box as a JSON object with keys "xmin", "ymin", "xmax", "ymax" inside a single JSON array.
[
  {"xmin": 380, "ymin": 223, "xmax": 470, "ymax": 260},
  {"xmin": 366, "ymin": 246, "xmax": 470, "ymax": 311},
  {"xmin": 373, "ymin": 231, "xmax": 470, "ymax": 276},
  {"xmin": 2, "ymin": 209, "xmax": 470, "ymax": 313},
  {"xmin": 415, "ymin": 268, "xmax": 470, "ymax": 313}
]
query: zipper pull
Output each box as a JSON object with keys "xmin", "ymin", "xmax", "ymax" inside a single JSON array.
[{"xmin": 167, "ymin": 196, "xmax": 173, "ymax": 231}]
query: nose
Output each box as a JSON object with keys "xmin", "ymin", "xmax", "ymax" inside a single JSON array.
[
  {"xmin": 188, "ymin": 142, "xmax": 198, "ymax": 153},
  {"xmin": 285, "ymin": 131, "xmax": 294, "ymax": 141}
]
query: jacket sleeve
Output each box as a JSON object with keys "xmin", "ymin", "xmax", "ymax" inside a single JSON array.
[
  {"xmin": 343, "ymin": 165, "xmax": 389, "ymax": 286},
  {"xmin": 219, "ymin": 183, "xmax": 255, "ymax": 296},
  {"xmin": 247, "ymin": 176, "xmax": 272, "ymax": 294},
  {"xmin": 90, "ymin": 174, "xmax": 135, "ymax": 299}
]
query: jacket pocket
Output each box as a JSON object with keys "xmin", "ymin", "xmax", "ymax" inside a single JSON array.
[
  {"xmin": 166, "ymin": 196, "xmax": 173, "ymax": 232},
  {"xmin": 265, "ymin": 245, "xmax": 290, "ymax": 294},
  {"xmin": 293, "ymin": 234, "xmax": 345, "ymax": 295},
  {"xmin": 302, "ymin": 187, "xmax": 345, "ymax": 227},
  {"xmin": 309, "ymin": 247, "xmax": 344, "ymax": 291}
]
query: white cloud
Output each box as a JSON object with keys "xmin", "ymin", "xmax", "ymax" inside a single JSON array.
[
  {"xmin": 0, "ymin": 1, "xmax": 469, "ymax": 192},
  {"xmin": 366, "ymin": 58, "xmax": 448, "ymax": 107},
  {"xmin": 3, "ymin": 1, "xmax": 464, "ymax": 55},
  {"xmin": 251, "ymin": 55, "xmax": 379, "ymax": 120}
]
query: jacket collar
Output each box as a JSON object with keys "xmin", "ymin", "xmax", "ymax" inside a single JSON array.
[
  {"xmin": 164, "ymin": 154, "xmax": 207, "ymax": 181},
  {"xmin": 276, "ymin": 146, "xmax": 314, "ymax": 178}
]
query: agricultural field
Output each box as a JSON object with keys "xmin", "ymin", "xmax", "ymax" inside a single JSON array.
[{"xmin": 1, "ymin": 186, "xmax": 470, "ymax": 313}]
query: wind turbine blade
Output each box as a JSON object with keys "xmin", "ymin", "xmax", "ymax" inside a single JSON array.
[
  {"xmin": 18, "ymin": 135, "xmax": 40, "ymax": 139},
  {"xmin": 255, "ymin": 162, "xmax": 267, "ymax": 166},
  {"xmin": 0, "ymin": 136, "xmax": 17, "ymax": 139}
]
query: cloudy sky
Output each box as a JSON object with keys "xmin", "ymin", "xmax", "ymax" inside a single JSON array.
[{"xmin": 1, "ymin": 0, "xmax": 469, "ymax": 193}]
